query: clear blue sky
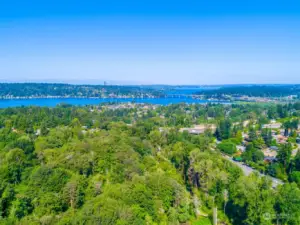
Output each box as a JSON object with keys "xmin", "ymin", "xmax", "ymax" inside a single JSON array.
[{"xmin": 0, "ymin": 0, "xmax": 299, "ymax": 84}]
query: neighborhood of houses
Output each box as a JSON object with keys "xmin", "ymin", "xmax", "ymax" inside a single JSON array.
[
  {"xmin": 14, "ymin": 103, "xmax": 299, "ymax": 167},
  {"xmin": 174, "ymin": 119, "xmax": 300, "ymax": 163}
]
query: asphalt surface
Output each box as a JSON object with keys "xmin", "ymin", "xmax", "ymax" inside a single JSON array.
[{"xmin": 222, "ymin": 154, "xmax": 284, "ymax": 188}]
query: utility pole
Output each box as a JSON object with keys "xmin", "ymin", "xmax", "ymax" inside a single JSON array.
[
  {"xmin": 213, "ymin": 206, "xmax": 218, "ymax": 225},
  {"xmin": 213, "ymin": 197, "xmax": 218, "ymax": 225}
]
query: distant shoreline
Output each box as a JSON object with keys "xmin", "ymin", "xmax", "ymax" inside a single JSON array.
[
  {"xmin": 0, "ymin": 96, "xmax": 160, "ymax": 100},
  {"xmin": 0, "ymin": 97, "xmax": 231, "ymax": 108}
]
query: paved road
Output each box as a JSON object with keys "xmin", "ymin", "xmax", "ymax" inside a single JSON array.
[{"xmin": 222, "ymin": 154, "xmax": 284, "ymax": 188}]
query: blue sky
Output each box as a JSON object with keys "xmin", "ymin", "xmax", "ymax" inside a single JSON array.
[{"xmin": 0, "ymin": 0, "xmax": 299, "ymax": 84}]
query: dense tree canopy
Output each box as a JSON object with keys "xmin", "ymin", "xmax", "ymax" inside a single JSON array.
[{"xmin": 0, "ymin": 102, "xmax": 299, "ymax": 224}]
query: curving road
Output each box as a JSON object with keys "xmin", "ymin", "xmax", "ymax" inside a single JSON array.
[{"xmin": 222, "ymin": 154, "xmax": 284, "ymax": 188}]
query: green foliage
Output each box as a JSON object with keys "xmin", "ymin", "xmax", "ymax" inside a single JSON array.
[
  {"xmin": 229, "ymin": 174, "xmax": 275, "ymax": 225},
  {"xmin": 289, "ymin": 171, "xmax": 300, "ymax": 187},
  {"xmin": 197, "ymin": 85, "xmax": 300, "ymax": 98},
  {"xmin": 29, "ymin": 166, "xmax": 71, "ymax": 192},
  {"xmin": 262, "ymin": 129, "xmax": 273, "ymax": 147},
  {"xmin": 0, "ymin": 102, "xmax": 299, "ymax": 224},
  {"xmin": 275, "ymin": 183, "xmax": 300, "ymax": 225},
  {"xmin": 215, "ymin": 119, "xmax": 232, "ymax": 140},
  {"xmin": 217, "ymin": 141, "xmax": 237, "ymax": 155},
  {"xmin": 10, "ymin": 196, "xmax": 33, "ymax": 219},
  {"xmin": 277, "ymin": 144, "xmax": 292, "ymax": 170},
  {"xmin": 267, "ymin": 163, "xmax": 287, "ymax": 180},
  {"xmin": 192, "ymin": 217, "xmax": 212, "ymax": 225}
]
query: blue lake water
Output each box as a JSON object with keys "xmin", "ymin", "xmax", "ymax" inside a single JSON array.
[{"xmin": 0, "ymin": 98, "xmax": 229, "ymax": 108}]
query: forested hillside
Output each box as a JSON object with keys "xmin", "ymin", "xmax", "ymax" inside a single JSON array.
[
  {"xmin": 0, "ymin": 83, "xmax": 163, "ymax": 98},
  {"xmin": 0, "ymin": 103, "xmax": 300, "ymax": 224},
  {"xmin": 197, "ymin": 85, "xmax": 300, "ymax": 98}
]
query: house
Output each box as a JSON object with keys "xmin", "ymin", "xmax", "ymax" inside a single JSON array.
[
  {"xmin": 263, "ymin": 148, "xmax": 278, "ymax": 157},
  {"xmin": 180, "ymin": 128, "xmax": 205, "ymax": 135},
  {"xmin": 264, "ymin": 156, "xmax": 277, "ymax": 163},
  {"xmin": 237, "ymin": 145, "xmax": 246, "ymax": 152},
  {"xmin": 179, "ymin": 124, "xmax": 216, "ymax": 135},
  {"xmin": 274, "ymin": 135, "xmax": 288, "ymax": 144},
  {"xmin": 263, "ymin": 148, "xmax": 277, "ymax": 162},
  {"xmin": 262, "ymin": 123, "xmax": 282, "ymax": 129},
  {"xmin": 270, "ymin": 146, "xmax": 279, "ymax": 151}
]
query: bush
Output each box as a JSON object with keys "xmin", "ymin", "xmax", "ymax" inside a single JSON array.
[
  {"xmin": 217, "ymin": 141, "xmax": 237, "ymax": 155},
  {"xmin": 289, "ymin": 171, "xmax": 300, "ymax": 186}
]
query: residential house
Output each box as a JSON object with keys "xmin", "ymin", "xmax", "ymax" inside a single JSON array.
[
  {"xmin": 262, "ymin": 123, "xmax": 282, "ymax": 129},
  {"xmin": 270, "ymin": 146, "xmax": 279, "ymax": 151},
  {"xmin": 263, "ymin": 148, "xmax": 277, "ymax": 162},
  {"xmin": 237, "ymin": 145, "xmax": 246, "ymax": 152},
  {"xmin": 179, "ymin": 124, "xmax": 216, "ymax": 135}
]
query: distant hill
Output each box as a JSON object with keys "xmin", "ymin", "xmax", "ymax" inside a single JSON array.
[
  {"xmin": 0, "ymin": 83, "xmax": 164, "ymax": 98},
  {"xmin": 196, "ymin": 84, "xmax": 300, "ymax": 98}
]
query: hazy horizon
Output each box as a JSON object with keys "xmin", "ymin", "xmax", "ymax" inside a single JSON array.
[{"xmin": 1, "ymin": 79, "xmax": 300, "ymax": 86}]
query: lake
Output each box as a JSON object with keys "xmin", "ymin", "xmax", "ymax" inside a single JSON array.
[{"xmin": 0, "ymin": 98, "xmax": 229, "ymax": 108}]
